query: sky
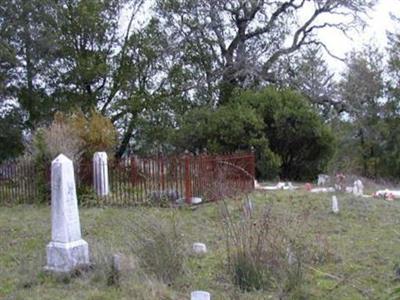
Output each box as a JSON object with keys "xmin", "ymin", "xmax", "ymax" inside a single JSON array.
[{"xmin": 320, "ymin": 0, "xmax": 400, "ymax": 73}]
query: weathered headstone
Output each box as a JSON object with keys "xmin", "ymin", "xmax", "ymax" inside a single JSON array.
[
  {"xmin": 287, "ymin": 246, "xmax": 295, "ymax": 265},
  {"xmin": 353, "ymin": 179, "xmax": 364, "ymax": 196},
  {"xmin": 193, "ymin": 243, "xmax": 207, "ymax": 255},
  {"xmin": 93, "ymin": 152, "xmax": 109, "ymax": 196},
  {"xmin": 190, "ymin": 197, "xmax": 202, "ymax": 205},
  {"xmin": 45, "ymin": 154, "xmax": 90, "ymax": 273},
  {"xmin": 243, "ymin": 197, "xmax": 253, "ymax": 216},
  {"xmin": 109, "ymin": 253, "xmax": 122, "ymax": 286},
  {"xmin": 191, "ymin": 291, "xmax": 211, "ymax": 300},
  {"xmin": 332, "ymin": 195, "xmax": 339, "ymax": 214},
  {"xmin": 276, "ymin": 182, "xmax": 285, "ymax": 189},
  {"xmin": 345, "ymin": 186, "xmax": 353, "ymax": 193},
  {"xmin": 317, "ymin": 174, "xmax": 330, "ymax": 186},
  {"xmin": 287, "ymin": 182, "xmax": 294, "ymax": 190}
]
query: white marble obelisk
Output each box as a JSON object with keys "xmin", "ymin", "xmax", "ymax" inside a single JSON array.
[
  {"xmin": 93, "ymin": 152, "xmax": 109, "ymax": 196},
  {"xmin": 45, "ymin": 154, "xmax": 89, "ymax": 273}
]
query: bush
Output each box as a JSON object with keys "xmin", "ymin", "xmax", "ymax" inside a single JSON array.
[
  {"xmin": 173, "ymin": 87, "xmax": 334, "ymax": 180},
  {"xmin": 37, "ymin": 112, "xmax": 84, "ymax": 163},
  {"xmin": 0, "ymin": 108, "xmax": 25, "ymax": 163},
  {"xmin": 173, "ymin": 104, "xmax": 266, "ymax": 154},
  {"xmin": 32, "ymin": 109, "xmax": 117, "ymax": 163},
  {"xmin": 234, "ymin": 87, "xmax": 335, "ymax": 180},
  {"xmin": 30, "ymin": 109, "xmax": 117, "ymax": 202},
  {"xmin": 70, "ymin": 109, "xmax": 117, "ymax": 159},
  {"xmin": 173, "ymin": 104, "xmax": 281, "ymax": 178}
]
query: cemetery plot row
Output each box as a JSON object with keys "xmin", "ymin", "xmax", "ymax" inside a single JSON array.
[{"xmin": 0, "ymin": 152, "xmax": 255, "ymax": 206}]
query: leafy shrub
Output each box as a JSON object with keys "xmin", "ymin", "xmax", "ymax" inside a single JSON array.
[
  {"xmin": 173, "ymin": 87, "xmax": 334, "ymax": 180},
  {"xmin": 30, "ymin": 109, "xmax": 117, "ymax": 202},
  {"xmin": 174, "ymin": 104, "xmax": 280, "ymax": 178},
  {"xmin": 70, "ymin": 109, "xmax": 117, "ymax": 159},
  {"xmin": 0, "ymin": 108, "xmax": 25, "ymax": 163},
  {"xmin": 174, "ymin": 104, "xmax": 266, "ymax": 153},
  {"xmin": 32, "ymin": 109, "xmax": 117, "ymax": 163},
  {"xmin": 234, "ymin": 87, "xmax": 335, "ymax": 180}
]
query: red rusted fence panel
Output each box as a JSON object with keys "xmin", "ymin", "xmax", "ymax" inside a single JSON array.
[
  {"xmin": 102, "ymin": 152, "xmax": 255, "ymax": 205},
  {"xmin": 0, "ymin": 152, "xmax": 255, "ymax": 206},
  {"xmin": 0, "ymin": 159, "xmax": 44, "ymax": 205}
]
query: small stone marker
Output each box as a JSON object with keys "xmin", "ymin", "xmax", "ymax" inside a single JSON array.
[
  {"xmin": 353, "ymin": 179, "xmax": 364, "ymax": 196},
  {"xmin": 93, "ymin": 152, "xmax": 109, "ymax": 196},
  {"xmin": 317, "ymin": 174, "xmax": 330, "ymax": 186},
  {"xmin": 45, "ymin": 154, "xmax": 89, "ymax": 273},
  {"xmin": 192, "ymin": 242, "xmax": 207, "ymax": 255},
  {"xmin": 243, "ymin": 197, "xmax": 253, "ymax": 216},
  {"xmin": 345, "ymin": 186, "xmax": 353, "ymax": 193},
  {"xmin": 190, "ymin": 197, "xmax": 202, "ymax": 204},
  {"xmin": 287, "ymin": 246, "xmax": 295, "ymax": 265},
  {"xmin": 112, "ymin": 253, "xmax": 122, "ymax": 273},
  {"xmin": 191, "ymin": 291, "xmax": 211, "ymax": 300},
  {"xmin": 276, "ymin": 182, "xmax": 285, "ymax": 189},
  {"xmin": 332, "ymin": 195, "xmax": 339, "ymax": 214}
]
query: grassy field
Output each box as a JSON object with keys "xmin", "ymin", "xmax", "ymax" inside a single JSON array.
[{"xmin": 1, "ymin": 189, "xmax": 400, "ymax": 300}]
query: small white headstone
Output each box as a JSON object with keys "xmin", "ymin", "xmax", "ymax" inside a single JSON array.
[
  {"xmin": 287, "ymin": 246, "xmax": 295, "ymax": 265},
  {"xmin": 191, "ymin": 291, "xmax": 211, "ymax": 300},
  {"xmin": 332, "ymin": 195, "xmax": 339, "ymax": 214},
  {"xmin": 243, "ymin": 198, "xmax": 253, "ymax": 216},
  {"xmin": 45, "ymin": 154, "xmax": 89, "ymax": 273},
  {"xmin": 353, "ymin": 179, "xmax": 364, "ymax": 196},
  {"xmin": 193, "ymin": 243, "xmax": 207, "ymax": 255},
  {"xmin": 317, "ymin": 174, "xmax": 330, "ymax": 186},
  {"xmin": 310, "ymin": 187, "xmax": 335, "ymax": 193},
  {"xmin": 345, "ymin": 186, "xmax": 353, "ymax": 193},
  {"xmin": 93, "ymin": 152, "xmax": 109, "ymax": 196},
  {"xmin": 276, "ymin": 182, "xmax": 285, "ymax": 189},
  {"xmin": 112, "ymin": 253, "xmax": 122, "ymax": 273},
  {"xmin": 190, "ymin": 197, "xmax": 202, "ymax": 204}
]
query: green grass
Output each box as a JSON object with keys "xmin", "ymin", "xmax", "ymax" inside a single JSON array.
[{"xmin": 1, "ymin": 190, "xmax": 400, "ymax": 299}]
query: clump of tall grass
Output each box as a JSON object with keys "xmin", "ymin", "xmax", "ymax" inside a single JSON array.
[
  {"xmin": 128, "ymin": 209, "xmax": 186, "ymax": 285},
  {"xmin": 220, "ymin": 198, "xmax": 311, "ymax": 297}
]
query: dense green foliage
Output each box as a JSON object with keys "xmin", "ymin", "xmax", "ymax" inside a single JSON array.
[
  {"xmin": 0, "ymin": 109, "xmax": 24, "ymax": 162},
  {"xmin": 174, "ymin": 88, "xmax": 334, "ymax": 179},
  {"xmin": 236, "ymin": 88, "xmax": 335, "ymax": 179}
]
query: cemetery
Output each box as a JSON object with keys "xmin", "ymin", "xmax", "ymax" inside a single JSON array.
[{"xmin": 2, "ymin": 1, "xmax": 400, "ymax": 299}]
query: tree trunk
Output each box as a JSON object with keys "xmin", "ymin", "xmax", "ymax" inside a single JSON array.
[{"xmin": 115, "ymin": 120, "xmax": 135, "ymax": 159}]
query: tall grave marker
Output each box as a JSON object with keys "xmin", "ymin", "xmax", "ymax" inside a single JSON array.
[
  {"xmin": 93, "ymin": 152, "xmax": 109, "ymax": 196},
  {"xmin": 45, "ymin": 154, "xmax": 90, "ymax": 273}
]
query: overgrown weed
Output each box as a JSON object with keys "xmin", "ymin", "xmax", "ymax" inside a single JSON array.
[
  {"xmin": 220, "ymin": 196, "xmax": 332, "ymax": 298},
  {"xmin": 127, "ymin": 209, "xmax": 186, "ymax": 285}
]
